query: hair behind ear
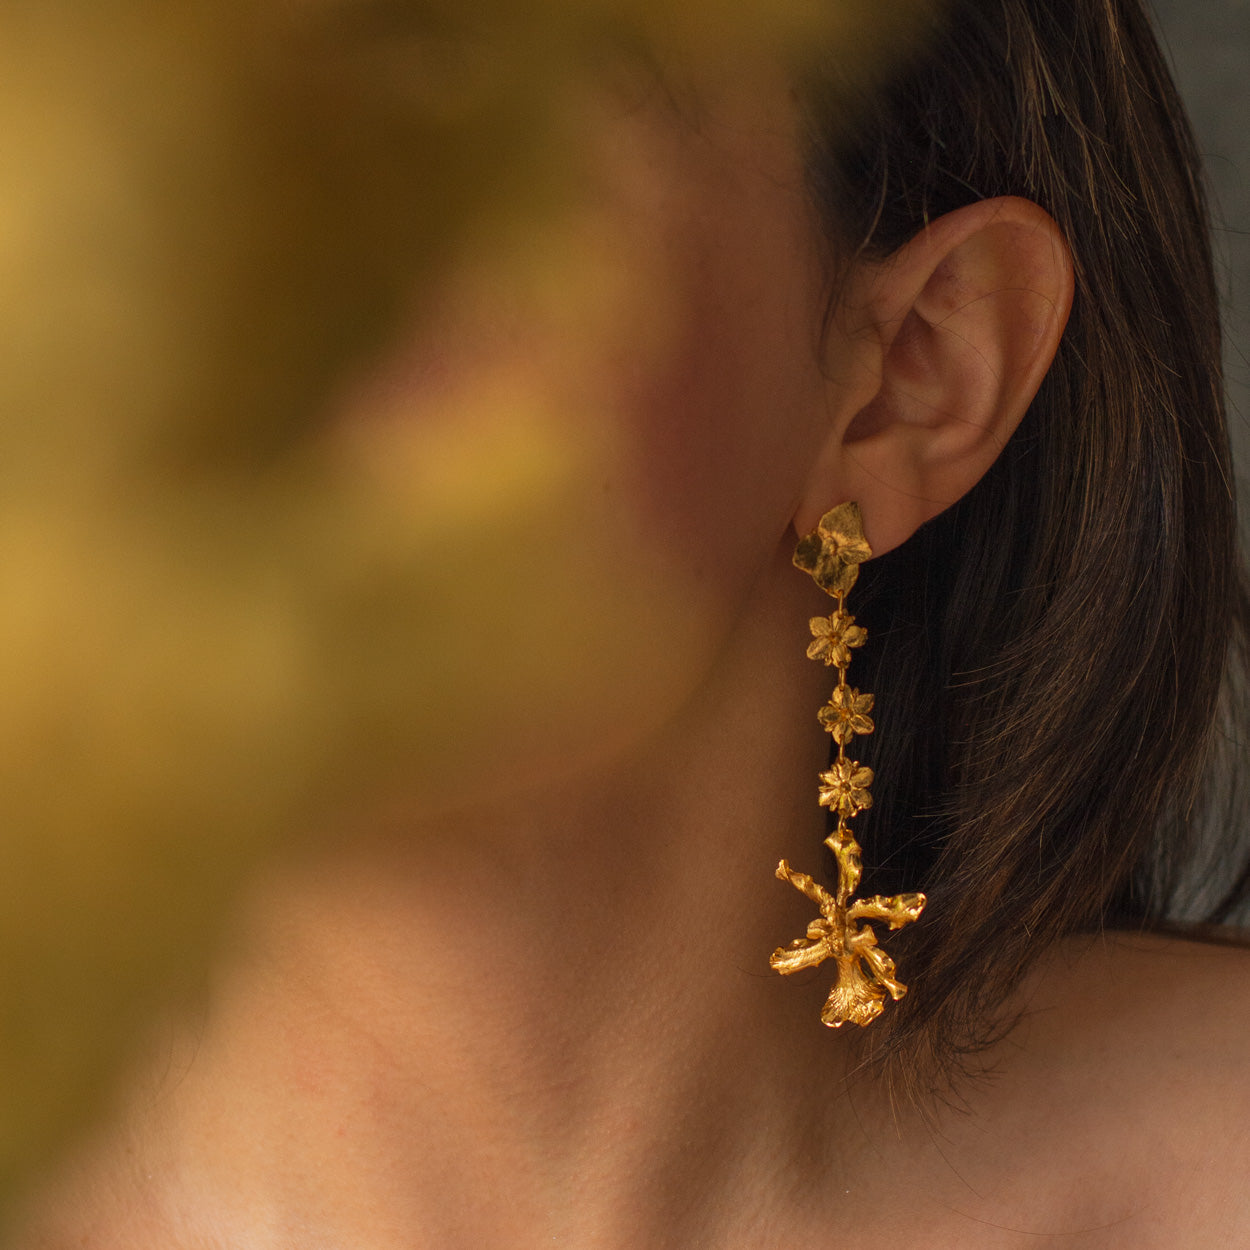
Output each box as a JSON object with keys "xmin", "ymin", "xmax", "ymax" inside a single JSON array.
[{"xmin": 801, "ymin": 0, "xmax": 1250, "ymax": 1099}]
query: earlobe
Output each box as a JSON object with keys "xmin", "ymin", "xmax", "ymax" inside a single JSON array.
[{"xmin": 798, "ymin": 197, "xmax": 1074, "ymax": 556}]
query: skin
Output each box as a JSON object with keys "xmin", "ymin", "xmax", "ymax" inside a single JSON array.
[{"xmin": 14, "ymin": 55, "xmax": 1250, "ymax": 1250}]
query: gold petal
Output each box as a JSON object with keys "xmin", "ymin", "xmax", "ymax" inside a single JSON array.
[
  {"xmin": 824, "ymin": 835, "xmax": 863, "ymax": 896},
  {"xmin": 816, "ymin": 501, "xmax": 868, "ymax": 550},
  {"xmin": 793, "ymin": 533, "xmax": 824, "ymax": 576},
  {"xmin": 855, "ymin": 940, "xmax": 908, "ymax": 1002},
  {"xmin": 848, "ymin": 893, "xmax": 927, "ymax": 929},
  {"xmin": 774, "ymin": 860, "xmax": 837, "ymax": 913},
  {"xmin": 819, "ymin": 953, "xmax": 886, "ymax": 1028},
  {"xmin": 769, "ymin": 934, "xmax": 834, "ymax": 975},
  {"xmin": 813, "ymin": 557, "xmax": 859, "ymax": 597}
]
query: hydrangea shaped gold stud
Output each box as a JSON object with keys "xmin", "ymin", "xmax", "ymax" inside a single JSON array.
[{"xmin": 770, "ymin": 502, "xmax": 926, "ymax": 1028}]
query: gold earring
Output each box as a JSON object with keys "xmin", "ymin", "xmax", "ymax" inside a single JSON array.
[{"xmin": 769, "ymin": 502, "xmax": 925, "ymax": 1028}]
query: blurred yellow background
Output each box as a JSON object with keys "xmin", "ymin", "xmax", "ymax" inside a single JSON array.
[{"xmin": 0, "ymin": 0, "xmax": 934, "ymax": 1213}]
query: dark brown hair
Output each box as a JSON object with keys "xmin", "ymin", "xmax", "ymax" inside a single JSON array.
[{"xmin": 801, "ymin": 0, "xmax": 1250, "ymax": 1096}]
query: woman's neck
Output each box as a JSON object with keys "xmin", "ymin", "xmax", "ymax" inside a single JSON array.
[{"xmin": 24, "ymin": 543, "xmax": 906, "ymax": 1246}]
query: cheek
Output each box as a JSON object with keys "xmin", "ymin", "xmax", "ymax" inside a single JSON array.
[
  {"xmin": 605, "ymin": 215, "xmax": 831, "ymax": 612},
  {"xmin": 322, "ymin": 240, "xmax": 738, "ymax": 800},
  {"xmin": 322, "ymin": 104, "xmax": 833, "ymax": 798}
]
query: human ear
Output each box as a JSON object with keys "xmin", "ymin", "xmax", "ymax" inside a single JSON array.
[{"xmin": 796, "ymin": 196, "xmax": 1074, "ymax": 556}]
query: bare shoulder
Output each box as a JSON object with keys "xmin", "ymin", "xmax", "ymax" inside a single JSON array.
[
  {"xmin": 988, "ymin": 928, "xmax": 1250, "ymax": 1242},
  {"xmin": 1017, "ymin": 927, "xmax": 1250, "ymax": 1065}
]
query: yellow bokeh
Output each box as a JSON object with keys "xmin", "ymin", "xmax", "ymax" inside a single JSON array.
[{"xmin": 0, "ymin": 0, "xmax": 937, "ymax": 1214}]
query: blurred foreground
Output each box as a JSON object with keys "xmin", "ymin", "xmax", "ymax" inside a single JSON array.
[{"xmin": 0, "ymin": 0, "xmax": 935, "ymax": 1213}]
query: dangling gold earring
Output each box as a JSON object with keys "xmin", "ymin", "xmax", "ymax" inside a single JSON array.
[{"xmin": 769, "ymin": 502, "xmax": 925, "ymax": 1028}]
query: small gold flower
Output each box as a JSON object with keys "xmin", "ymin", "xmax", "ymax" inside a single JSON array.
[
  {"xmin": 817, "ymin": 758, "xmax": 873, "ymax": 817},
  {"xmin": 806, "ymin": 610, "xmax": 867, "ymax": 668},
  {"xmin": 818, "ymin": 686, "xmax": 875, "ymax": 744},
  {"xmin": 793, "ymin": 501, "xmax": 873, "ymax": 596}
]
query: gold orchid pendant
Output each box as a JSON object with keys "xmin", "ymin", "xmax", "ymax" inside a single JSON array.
[{"xmin": 770, "ymin": 502, "xmax": 925, "ymax": 1028}]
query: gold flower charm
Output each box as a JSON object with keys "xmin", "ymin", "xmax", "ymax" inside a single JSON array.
[
  {"xmin": 770, "ymin": 862, "xmax": 926, "ymax": 1028},
  {"xmin": 806, "ymin": 610, "xmax": 867, "ymax": 668},
  {"xmin": 818, "ymin": 686, "xmax": 874, "ymax": 744},
  {"xmin": 771, "ymin": 501, "xmax": 925, "ymax": 1029},
  {"xmin": 817, "ymin": 758, "xmax": 874, "ymax": 816},
  {"xmin": 792, "ymin": 501, "xmax": 873, "ymax": 596}
]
